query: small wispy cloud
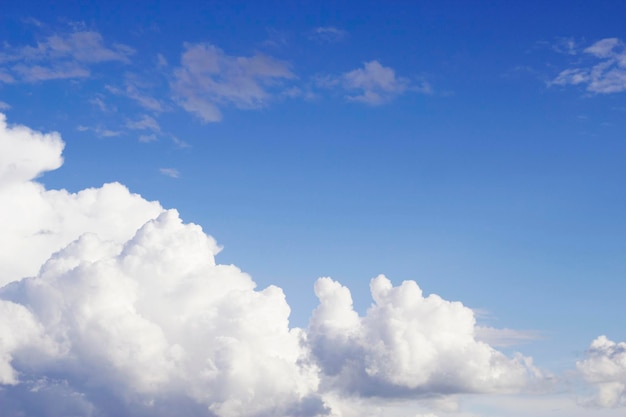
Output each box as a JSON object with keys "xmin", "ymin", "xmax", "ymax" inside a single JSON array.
[
  {"xmin": 551, "ymin": 38, "xmax": 626, "ymax": 94},
  {"xmin": 551, "ymin": 37, "xmax": 579, "ymax": 55},
  {"xmin": 89, "ymin": 96, "xmax": 116, "ymax": 112},
  {"xmin": 0, "ymin": 70, "xmax": 15, "ymax": 84},
  {"xmin": 159, "ymin": 167, "xmax": 180, "ymax": 178},
  {"xmin": 0, "ymin": 101, "xmax": 11, "ymax": 110},
  {"xmin": 106, "ymin": 82, "xmax": 165, "ymax": 112},
  {"xmin": 126, "ymin": 115, "xmax": 161, "ymax": 132},
  {"xmin": 138, "ymin": 134, "xmax": 157, "ymax": 143},
  {"xmin": 0, "ymin": 29, "xmax": 134, "ymax": 83},
  {"xmin": 318, "ymin": 60, "xmax": 427, "ymax": 105},
  {"xmin": 76, "ymin": 125, "xmax": 122, "ymax": 138},
  {"xmin": 309, "ymin": 26, "xmax": 348, "ymax": 43},
  {"xmin": 171, "ymin": 43, "xmax": 295, "ymax": 122}
]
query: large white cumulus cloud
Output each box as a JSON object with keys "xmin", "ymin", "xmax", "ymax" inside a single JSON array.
[
  {"xmin": 0, "ymin": 113, "xmax": 540, "ymax": 416},
  {"xmin": 309, "ymin": 276, "xmax": 538, "ymax": 398},
  {"xmin": 0, "ymin": 113, "xmax": 164, "ymax": 286},
  {"xmin": 578, "ymin": 336, "xmax": 626, "ymax": 408},
  {"xmin": 0, "ymin": 211, "xmax": 322, "ymax": 417}
]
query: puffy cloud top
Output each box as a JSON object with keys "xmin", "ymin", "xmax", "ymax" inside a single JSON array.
[
  {"xmin": 309, "ymin": 275, "xmax": 537, "ymax": 397},
  {"xmin": 578, "ymin": 336, "xmax": 626, "ymax": 408}
]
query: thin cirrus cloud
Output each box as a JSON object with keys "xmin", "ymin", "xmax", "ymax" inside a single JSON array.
[
  {"xmin": 309, "ymin": 26, "xmax": 348, "ymax": 43},
  {"xmin": 171, "ymin": 43, "xmax": 296, "ymax": 123},
  {"xmin": 159, "ymin": 167, "xmax": 180, "ymax": 178},
  {"xmin": 0, "ymin": 30, "xmax": 133, "ymax": 82},
  {"xmin": 106, "ymin": 81, "xmax": 166, "ymax": 113},
  {"xmin": 551, "ymin": 38, "xmax": 626, "ymax": 93},
  {"xmin": 0, "ymin": 113, "xmax": 576, "ymax": 417}
]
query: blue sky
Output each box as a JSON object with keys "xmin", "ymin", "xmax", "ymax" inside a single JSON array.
[{"xmin": 1, "ymin": 1, "xmax": 626, "ymax": 416}]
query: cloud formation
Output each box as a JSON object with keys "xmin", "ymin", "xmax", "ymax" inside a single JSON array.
[
  {"xmin": 551, "ymin": 38, "xmax": 626, "ymax": 93},
  {"xmin": 0, "ymin": 30, "xmax": 133, "ymax": 82},
  {"xmin": 317, "ymin": 61, "xmax": 430, "ymax": 105},
  {"xmin": 159, "ymin": 167, "xmax": 180, "ymax": 178},
  {"xmin": 578, "ymin": 336, "xmax": 626, "ymax": 408},
  {"xmin": 0, "ymin": 114, "xmax": 544, "ymax": 416},
  {"xmin": 309, "ymin": 27, "xmax": 348, "ymax": 44},
  {"xmin": 172, "ymin": 43, "xmax": 295, "ymax": 122},
  {"xmin": 309, "ymin": 276, "xmax": 538, "ymax": 397},
  {"xmin": 0, "ymin": 114, "xmax": 163, "ymax": 286}
]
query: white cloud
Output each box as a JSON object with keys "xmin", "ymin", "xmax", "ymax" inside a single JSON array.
[
  {"xmin": 343, "ymin": 61, "xmax": 410, "ymax": 104},
  {"xmin": 0, "ymin": 30, "xmax": 133, "ymax": 82},
  {"xmin": 309, "ymin": 276, "xmax": 540, "ymax": 397},
  {"xmin": 0, "ymin": 114, "xmax": 162, "ymax": 286},
  {"xmin": 127, "ymin": 115, "xmax": 161, "ymax": 132},
  {"xmin": 0, "ymin": 114, "xmax": 323, "ymax": 417},
  {"xmin": 171, "ymin": 43, "xmax": 295, "ymax": 122},
  {"xmin": 0, "ymin": 114, "xmax": 578, "ymax": 417},
  {"xmin": 106, "ymin": 82, "xmax": 165, "ymax": 112},
  {"xmin": 551, "ymin": 38, "xmax": 626, "ymax": 93},
  {"xmin": 139, "ymin": 133, "xmax": 158, "ymax": 143},
  {"xmin": 77, "ymin": 124, "xmax": 123, "ymax": 137},
  {"xmin": 577, "ymin": 336, "xmax": 626, "ymax": 408},
  {"xmin": 0, "ymin": 101, "xmax": 10, "ymax": 110},
  {"xmin": 309, "ymin": 27, "xmax": 348, "ymax": 43},
  {"xmin": 318, "ymin": 61, "xmax": 425, "ymax": 105},
  {"xmin": 0, "ymin": 70, "xmax": 15, "ymax": 83},
  {"xmin": 159, "ymin": 167, "xmax": 180, "ymax": 178}
]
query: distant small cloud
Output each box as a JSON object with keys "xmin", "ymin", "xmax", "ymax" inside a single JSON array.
[
  {"xmin": 318, "ymin": 61, "xmax": 425, "ymax": 105},
  {"xmin": 126, "ymin": 115, "xmax": 160, "ymax": 132},
  {"xmin": 262, "ymin": 28, "xmax": 290, "ymax": 48},
  {"xmin": 156, "ymin": 53, "xmax": 168, "ymax": 68},
  {"xmin": 106, "ymin": 82, "xmax": 165, "ymax": 112},
  {"xmin": 551, "ymin": 37, "xmax": 579, "ymax": 55},
  {"xmin": 171, "ymin": 43, "xmax": 295, "ymax": 122},
  {"xmin": 159, "ymin": 167, "xmax": 180, "ymax": 178},
  {"xmin": 0, "ymin": 101, "xmax": 10, "ymax": 110},
  {"xmin": 138, "ymin": 134, "xmax": 157, "ymax": 143},
  {"xmin": 0, "ymin": 70, "xmax": 15, "ymax": 84},
  {"xmin": 309, "ymin": 26, "xmax": 348, "ymax": 43},
  {"xmin": 551, "ymin": 38, "xmax": 626, "ymax": 94},
  {"xmin": 0, "ymin": 29, "xmax": 134, "ymax": 83},
  {"xmin": 89, "ymin": 96, "xmax": 116, "ymax": 112},
  {"xmin": 76, "ymin": 125, "xmax": 122, "ymax": 138}
]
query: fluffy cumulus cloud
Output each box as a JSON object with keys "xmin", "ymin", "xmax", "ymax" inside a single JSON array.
[
  {"xmin": 0, "ymin": 114, "xmax": 543, "ymax": 416},
  {"xmin": 577, "ymin": 336, "xmax": 626, "ymax": 408},
  {"xmin": 551, "ymin": 38, "xmax": 626, "ymax": 93},
  {"xmin": 0, "ymin": 114, "xmax": 163, "ymax": 286},
  {"xmin": 309, "ymin": 276, "xmax": 539, "ymax": 398},
  {"xmin": 171, "ymin": 43, "xmax": 295, "ymax": 122},
  {"xmin": 0, "ymin": 30, "xmax": 133, "ymax": 82},
  {"xmin": 0, "ymin": 113, "xmax": 322, "ymax": 417}
]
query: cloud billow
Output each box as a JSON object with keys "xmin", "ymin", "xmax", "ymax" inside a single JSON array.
[
  {"xmin": 577, "ymin": 336, "xmax": 626, "ymax": 408},
  {"xmin": 0, "ymin": 114, "xmax": 551, "ymax": 416}
]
